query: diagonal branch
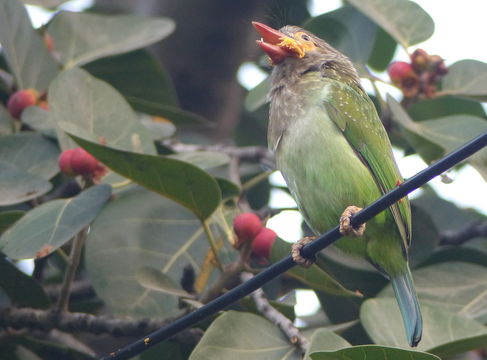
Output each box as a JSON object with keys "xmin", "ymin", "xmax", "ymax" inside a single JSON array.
[{"xmin": 240, "ymin": 271, "xmax": 309, "ymax": 354}]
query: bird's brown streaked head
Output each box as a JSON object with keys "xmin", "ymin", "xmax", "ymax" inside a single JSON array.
[{"xmin": 253, "ymin": 22, "xmax": 326, "ymax": 65}]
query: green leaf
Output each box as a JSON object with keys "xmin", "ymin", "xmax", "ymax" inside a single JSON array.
[
  {"xmin": 0, "ymin": 256, "xmax": 50, "ymax": 308},
  {"xmin": 135, "ymin": 266, "xmax": 192, "ymax": 297},
  {"xmin": 0, "ymin": 210, "xmax": 24, "ymax": 233},
  {"xmin": 270, "ymin": 238, "xmax": 360, "ymax": 297},
  {"xmin": 360, "ymin": 298, "xmax": 487, "ymax": 357},
  {"xmin": 84, "ymin": 50, "xmax": 179, "ymax": 110},
  {"xmin": 8, "ymin": 334, "xmax": 96, "ymax": 360},
  {"xmin": 216, "ymin": 178, "xmax": 240, "ymax": 199},
  {"xmin": 388, "ymin": 95, "xmax": 487, "ymax": 179},
  {"xmin": 367, "ymin": 27, "xmax": 397, "ymax": 71},
  {"xmin": 310, "ymin": 345, "xmax": 440, "ymax": 360},
  {"xmin": 407, "ymin": 204, "xmax": 438, "ymax": 267},
  {"xmin": 244, "ymin": 78, "xmax": 269, "ymax": 112},
  {"xmin": 0, "ymin": 161, "xmax": 52, "ymax": 206},
  {"xmin": 347, "ymin": 0, "xmax": 434, "ymax": 49},
  {"xmin": 408, "ymin": 96, "xmax": 486, "ymax": 121},
  {"xmin": 168, "ymin": 151, "xmax": 230, "ymax": 170},
  {"xmin": 0, "ymin": 104, "xmax": 14, "ymax": 135},
  {"xmin": 49, "ymin": 67, "xmax": 156, "ymax": 154},
  {"xmin": 0, "ymin": 0, "xmax": 59, "ymax": 90},
  {"xmin": 0, "ymin": 184, "xmax": 112, "ymax": 259},
  {"xmin": 0, "ymin": 133, "xmax": 59, "ymax": 179},
  {"xmin": 441, "ymin": 60, "xmax": 487, "ymax": 99},
  {"xmin": 46, "ymin": 11, "xmax": 175, "ymax": 68},
  {"xmin": 69, "ymin": 136, "xmax": 221, "ymax": 220},
  {"xmin": 189, "ymin": 311, "xmax": 302, "ymax": 360},
  {"xmin": 380, "ymin": 262, "xmax": 487, "ymax": 323},
  {"xmin": 139, "ymin": 114, "xmax": 176, "ymax": 140},
  {"xmin": 149, "ymin": 104, "xmax": 209, "ymax": 126},
  {"xmin": 85, "ymin": 186, "xmax": 214, "ymax": 317},
  {"xmin": 305, "ymin": 328, "xmax": 351, "ymax": 359},
  {"xmin": 0, "ymin": 344, "xmax": 43, "ymax": 360},
  {"xmin": 304, "ymin": 5, "xmax": 377, "ymax": 64},
  {"xmin": 21, "ymin": 107, "xmax": 57, "ymax": 138}
]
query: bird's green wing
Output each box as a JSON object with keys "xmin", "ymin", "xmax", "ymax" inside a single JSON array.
[{"xmin": 321, "ymin": 80, "xmax": 411, "ymax": 249}]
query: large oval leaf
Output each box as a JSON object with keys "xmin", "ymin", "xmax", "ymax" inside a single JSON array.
[
  {"xmin": 189, "ymin": 311, "xmax": 302, "ymax": 360},
  {"xmin": 360, "ymin": 298, "xmax": 487, "ymax": 357},
  {"xmin": 46, "ymin": 11, "xmax": 175, "ymax": 68},
  {"xmin": 85, "ymin": 186, "xmax": 213, "ymax": 317},
  {"xmin": 0, "ymin": 0, "xmax": 59, "ymax": 90},
  {"xmin": 84, "ymin": 50, "xmax": 179, "ymax": 111},
  {"xmin": 69, "ymin": 135, "xmax": 221, "ymax": 220},
  {"xmin": 49, "ymin": 67, "xmax": 156, "ymax": 154},
  {"xmin": 388, "ymin": 95, "xmax": 487, "ymax": 180},
  {"xmin": 0, "ymin": 161, "xmax": 52, "ymax": 206},
  {"xmin": 304, "ymin": 6, "xmax": 377, "ymax": 64},
  {"xmin": 347, "ymin": 0, "xmax": 434, "ymax": 49},
  {"xmin": 310, "ymin": 345, "xmax": 440, "ymax": 360},
  {"xmin": 0, "ymin": 133, "xmax": 59, "ymax": 179},
  {"xmin": 441, "ymin": 60, "xmax": 487, "ymax": 100},
  {"xmin": 0, "ymin": 184, "xmax": 112, "ymax": 259},
  {"xmin": 305, "ymin": 328, "xmax": 351, "ymax": 359}
]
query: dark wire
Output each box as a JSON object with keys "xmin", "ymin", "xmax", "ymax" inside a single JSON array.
[{"xmin": 101, "ymin": 131, "xmax": 487, "ymax": 360}]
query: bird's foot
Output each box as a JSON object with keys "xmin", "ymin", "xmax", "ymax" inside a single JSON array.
[
  {"xmin": 291, "ymin": 236, "xmax": 316, "ymax": 268},
  {"xmin": 339, "ymin": 206, "xmax": 366, "ymax": 236}
]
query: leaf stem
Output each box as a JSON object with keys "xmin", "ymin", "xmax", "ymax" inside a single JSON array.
[
  {"xmin": 55, "ymin": 227, "xmax": 88, "ymax": 312},
  {"xmin": 241, "ymin": 171, "xmax": 273, "ymax": 191},
  {"xmin": 202, "ymin": 219, "xmax": 223, "ymax": 272}
]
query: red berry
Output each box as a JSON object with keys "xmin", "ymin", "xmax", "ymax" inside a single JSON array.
[
  {"xmin": 7, "ymin": 89, "xmax": 39, "ymax": 118},
  {"xmin": 58, "ymin": 147, "xmax": 105, "ymax": 179},
  {"xmin": 233, "ymin": 212, "xmax": 263, "ymax": 248},
  {"xmin": 410, "ymin": 48, "xmax": 429, "ymax": 72},
  {"xmin": 251, "ymin": 228, "xmax": 277, "ymax": 259},
  {"xmin": 70, "ymin": 148, "xmax": 100, "ymax": 175},
  {"xmin": 388, "ymin": 62, "xmax": 420, "ymax": 98},
  {"xmin": 58, "ymin": 148, "xmax": 76, "ymax": 176}
]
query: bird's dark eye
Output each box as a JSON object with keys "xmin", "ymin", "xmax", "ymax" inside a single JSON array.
[{"xmin": 301, "ymin": 34, "xmax": 311, "ymax": 41}]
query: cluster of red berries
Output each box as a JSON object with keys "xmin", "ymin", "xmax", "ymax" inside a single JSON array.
[
  {"xmin": 233, "ymin": 212, "xmax": 277, "ymax": 259},
  {"xmin": 58, "ymin": 147, "xmax": 106, "ymax": 181},
  {"xmin": 387, "ymin": 49, "xmax": 448, "ymax": 99},
  {"xmin": 7, "ymin": 89, "xmax": 48, "ymax": 119}
]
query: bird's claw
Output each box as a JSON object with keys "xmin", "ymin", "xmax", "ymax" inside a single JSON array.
[
  {"xmin": 291, "ymin": 236, "xmax": 316, "ymax": 268},
  {"xmin": 339, "ymin": 206, "xmax": 366, "ymax": 236}
]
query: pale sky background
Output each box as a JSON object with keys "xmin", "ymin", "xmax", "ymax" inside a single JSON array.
[{"xmin": 25, "ymin": 0, "xmax": 487, "ymax": 318}]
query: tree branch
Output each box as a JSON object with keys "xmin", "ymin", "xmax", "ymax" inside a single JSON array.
[
  {"xmin": 240, "ymin": 272, "xmax": 309, "ymax": 354},
  {"xmin": 162, "ymin": 140, "xmax": 275, "ymax": 168},
  {"xmin": 0, "ymin": 307, "xmax": 203, "ymax": 344},
  {"xmin": 439, "ymin": 221, "xmax": 487, "ymax": 246}
]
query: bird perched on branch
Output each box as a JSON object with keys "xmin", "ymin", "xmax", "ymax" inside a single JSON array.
[{"xmin": 253, "ymin": 22, "xmax": 422, "ymax": 347}]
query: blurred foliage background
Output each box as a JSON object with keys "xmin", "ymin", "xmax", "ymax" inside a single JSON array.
[{"xmin": 0, "ymin": 0, "xmax": 486, "ymax": 359}]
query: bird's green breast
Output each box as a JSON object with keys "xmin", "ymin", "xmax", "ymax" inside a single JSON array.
[{"xmin": 270, "ymin": 75, "xmax": 403, "ymax": 268}]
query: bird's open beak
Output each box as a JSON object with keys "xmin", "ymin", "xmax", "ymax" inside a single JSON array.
[{"xmin": 252, "ymin": 22, "xmax": 302, "ymax": 64}]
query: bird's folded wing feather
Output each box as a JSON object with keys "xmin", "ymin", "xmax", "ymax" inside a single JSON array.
[{"xmin": 321, "ymin": 80, "xmax": 411, "ymax": 250}]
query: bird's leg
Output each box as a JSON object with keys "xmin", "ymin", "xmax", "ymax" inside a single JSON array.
[
  {"xmin": 291, "ymin": 236, "xmax": 316, "ymax": 268},
  {"xmin": 339, "ymin": 205, "xmax": 366, "ymax": 236}
]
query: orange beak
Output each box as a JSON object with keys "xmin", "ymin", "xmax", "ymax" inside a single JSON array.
[{"xmin": 252, "ymin": 22, "xmax": 297, "ymax": 64}]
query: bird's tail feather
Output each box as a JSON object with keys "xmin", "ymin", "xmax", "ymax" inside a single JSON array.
[{"xmin": 391, "ymin": 267, "xmax": 423, "ymax": 347}]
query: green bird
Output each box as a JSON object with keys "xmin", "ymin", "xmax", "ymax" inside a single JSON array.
[{"xmin": 253, "ymin": 22, "xmax": 422, "ymax": 346}]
